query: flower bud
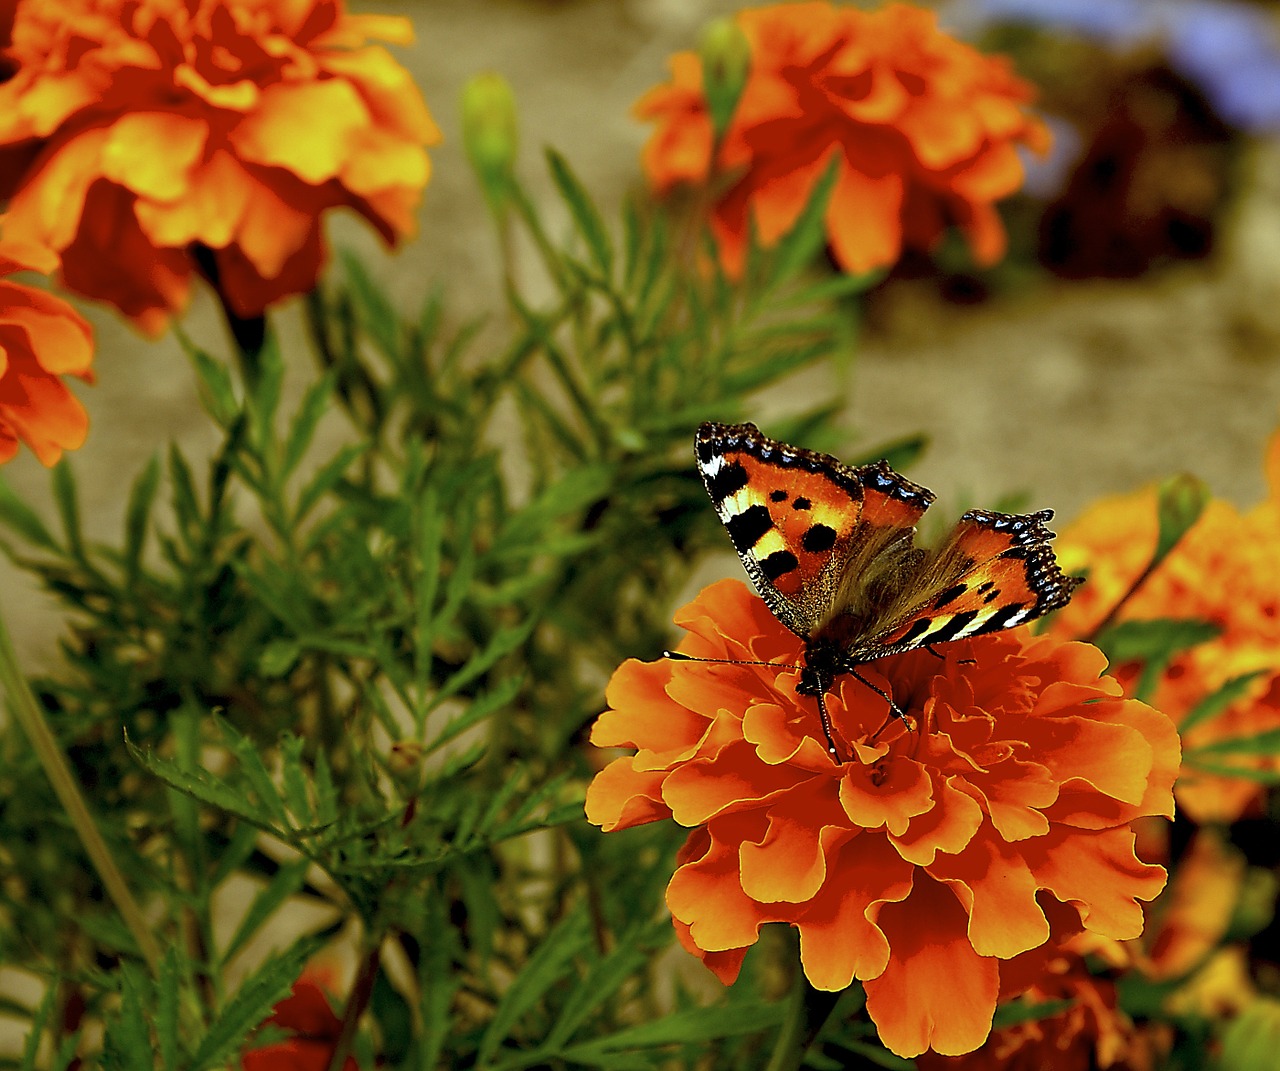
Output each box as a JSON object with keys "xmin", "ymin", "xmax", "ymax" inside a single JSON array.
[
  {"xmin": 387, "ymin": 740, "xmax": 425, "ymax": 785},
  {"xmin": 698, "ymin": 17, "xmax": 750, "ymax": 141},
  {"xmin": 1154, "ymin": 472, "xmax": 1209, "ymax": 565},
  {"xmin": 462, "ymin": 72, "xmax": 519, "ymax": 212}
]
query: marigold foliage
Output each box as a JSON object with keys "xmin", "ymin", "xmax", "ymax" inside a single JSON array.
[
  {"xmin": 587, "ymin": 579, "xmax": 1179, "ymax": 1058},
  {"xmin": 636, "ymin": 1, "xmax": 1049, "ymax": 276},
  {"xmin": 0, "ymin": 0, "xmax": 439, "ymax": 332}
]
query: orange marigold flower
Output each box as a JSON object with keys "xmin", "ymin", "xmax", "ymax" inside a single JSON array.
[
  {"xmin": 0, "ymin": 233, "xmax": 93, "ymax": 465},
  {"xmin": 635, "ymin": 2, "xmax": 1049, "ymax": 276},
  {"xmin": 1051, "ymin": 432, "xmax": 1280, "ymax": 823},
  {"xmin": 243, "ymin": 972, "xmax": 357, "ymax": 1071},
  {"xmin": 586, "ymin": 579, "xmax": 1178, "ymax": 1058},
  {"xmin": 0, "ymin": 0, "xmax": 439, "ymax": 334}
]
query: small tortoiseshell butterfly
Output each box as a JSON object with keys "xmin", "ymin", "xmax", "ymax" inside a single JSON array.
[{"xmin": 689, "ymin": 421, "xmax": 1082, "ymax": 761}]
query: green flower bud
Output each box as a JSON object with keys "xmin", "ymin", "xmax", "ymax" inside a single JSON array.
[
  {"xmin": 698, "ymin": 17, "xmax": 750, "ymax": 141},
  {"xmin": 1154, "ymin": 472, "xmax": 1209, "ymax": 566},
  {"xmin": 462, "ymin": 72, "xmax": 519, "ymax": 211}
]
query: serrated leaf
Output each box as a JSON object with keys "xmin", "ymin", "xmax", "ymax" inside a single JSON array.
[
  {"xmin": 990, "ymin": 996, "xmax": 1074, "ymax": 1030},
  {"xmin": 191, "ymin": 936, "xmax": 319, "ymax": 1071},
  {"xmin": 477, "ymin": 908, "xmax": 593, "ymax": 1064},
  {"xmin": 312, "ymin": 750, "xmax": 338, "ymax": 826},
  {"xmin": 766, "ymin": 154, "xmax": 839, "ymax": 287},
  {"xmin": 1180, "ymin": 670, "xmax": 1271, "ymax": 735},
  {"xmin": 371, "ymin": 970, "xmax": 413, "ymax": 1064},
  {"xmin": 281, "ymin": 371, "xmax": 335, "ymax": 482},
  {"xmin": 294, "ymin": 443, "xmax": 366, "ymax": 525},
  {"xmin": 341, "ymin": 249, "xmax": 400, "ymax": 359},
  {"xmin": 221, "ymin": 858, "xmax": 311, "ymax": 966},
  {"xmin": 547, "ymin": 148, "xmax": 612, "ymax": 275},
  {"xmin": 279, "ymin": 733, "xmax": 311, "ymax": 822},
  {"xmin": 182, "ymin": 333, "xmax": 240, "ymax": 427},
  {"xmin": 220, "ymin": 721, "xmax": 292, "ymax": 828},
  {"xmin": 18, "ymin": 986, "xmax": 56, "ymax": 1071},
  {"xmin": 563, "ymin": 1001, "xmax": 785, "ymax": 1057},
  {"xmin": 546, "ymin": 942, "xmax": 651, "ymax": 1048},
  {"xmin": 1154, "ymin": 473, "xmax": 1209, "ymax": 566},
  {"xmin": 430, "ymin": 619, "xmax": 536, "ymax": 708},
  {"xmin": 101, "ymin": 966, "xmax": 151, "ymax": 1071},
  {"xmin": 259, "ymin": 637, "xmax": 301, "ymax": 678},
  {"xmin": 1187, "ymin": 727, "xmax": 1280, "ymax": 757},
  {"xmin": 127, "ymin": 734, "xmax": 285, "ymax": 835},
  {"xmin": 168, "ymin": 445, "xmax": 201, "ymax": 540},
  {"xmin": 123, "ymin": 454, "xmax": 161, "ymax": 584},
  {"xmin": 1096, "ymin": 618, "xmax": 1220, "ymax": 666},
  {"xmin": 1180, "ymin": 761, "xmax": 1280, "ymax": 784},
  {"xmin": 0, "ymin": 474, "xmax": 58, "ymax": 551}
]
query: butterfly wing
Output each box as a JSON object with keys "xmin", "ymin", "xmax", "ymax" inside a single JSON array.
[
  {"xmin": 841, "ymin": 506, "xmax": 1082, "ymax": 662},
  {"xmin": 695, "ymin": 422, "xmax": 934, "ymax": 639}
]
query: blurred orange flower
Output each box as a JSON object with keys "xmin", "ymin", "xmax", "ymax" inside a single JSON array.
[
  {"xmin": 586, "ymin": 579, "xmax": 1178, "ymax": 1058},
  {"xmin": 1051, "ymin": 432, "xmax": 1280, "ymax": 822},
  {"xmin": 636, "ymin": 2, "xmax": 1048, "ymax": 276},
  {"xmin": 0, "ymin": 0, "xmax": 439, "ymax": 334},
  {"xmin": 0, "ymin": 234, "xmax": 93, "ymax": 465},
  {"xmin": 243, "ymin": 972, "xmax": 357, "ymax": 1071}
]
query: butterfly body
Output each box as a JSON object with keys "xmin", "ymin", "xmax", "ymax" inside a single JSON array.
[{"xmin": 695, "ymin": 421, "xmax": 1082, "ymax": 759}]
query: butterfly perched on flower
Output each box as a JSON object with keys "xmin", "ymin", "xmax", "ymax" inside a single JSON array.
[{"xmin": 688, "ymin": 421, "xmax": 1082, "ymax": 760}]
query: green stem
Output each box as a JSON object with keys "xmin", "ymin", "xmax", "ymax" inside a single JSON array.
[
  {"xmin": 0, "ymin": 610, "xmax": 162, "ymax": 971},
  {"xmin": 765, "ymin": 968, "xmax": 843, "ymax": 1071}
]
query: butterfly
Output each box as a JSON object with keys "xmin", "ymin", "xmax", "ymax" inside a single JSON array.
[{"xmin": 688, "ymin": 421, "xmax": 1083, "ymax": 761}]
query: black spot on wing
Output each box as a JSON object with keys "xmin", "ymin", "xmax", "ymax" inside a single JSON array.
[
  {"xmin": 977, "ymin": 581, "xmax": 994, "ymax": 594},
  {"xmin": 801, "ymin": 524, "xmax": 837, "ymax": 553},
  {"xmin": 932, "ymin": 583, "xmax": 967, "ymax": 610},
  {"xmin": 761, "ymin": 549, "xmax": 799, "ymax": 580},
  {"xmin": 792, "ymin": 497, "xmax": 812, "ymax": 511},
  {"xmin": 706, "ymin": 460, "xmax": 749, "ymax": 504},
  {"xmin": 770, "ymin": 489, "xmax": 788, "ymax": 502},
  {"xmin": 983, "ymin": 588, "xmax": 1000, "ymax": 604},
  {"xmin": 892, "ymin": 618, "xmax": 932, "ymax": 649},
  {"xmin": 968, "ymin": 603, "xmax": 1026, "ymax": 636},
  {"xmin": 726, "ymin": 504, "xmax": 773, "ymax": 553}
]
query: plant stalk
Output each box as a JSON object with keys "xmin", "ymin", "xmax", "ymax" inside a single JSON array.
[{"xmin": 0, "ymin": 609, "xmax": 162, "ymax": 971}]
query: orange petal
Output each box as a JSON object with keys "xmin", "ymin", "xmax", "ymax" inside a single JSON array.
[
  {"xmin": 795, "ymin": 833, "xmax": 913, "ymax": 990},
  {"xmin": 101, "ymin": 112, "xmax": 207, "ymax": 202},
  {"xmin": 672, "ymin": 916, "xmax": 749, "ymax": 985},
  {"xmin": 974, "ymin": 758, "xmax": 1057, "ymax": 842},
  {"xmin": 662, "ymin": 740, "xmax": 814, "ymax": 826},
  {"xmin": 888, "ymin": 774, "xmax": 984, "ymax": 864},
  {"xmin": 584, "ymin": 757, "xmax": 670, "ymax": 833},
  {"xmin": 1022, "ymin": 828, "xmax": 1167, "ymax": 940},
  {"xmin": 824, "ymin": 159, "xmax": 904, "ymax": 273},
  {"xmin": 838, "ymin": 754, "xmax": 932, "ymax": 835},
  {"xmin": 666, "ymin": 813, "xmax": 777, "ymax": 952},
  {"xmin": 3, "ymin": 130, "xmax": 107, "ymax": 250},
  {"xmin": 739, "ymin": 780, "xmax": 848, "ymax": 903},
  {"xmin": 231, "ymin": 79, "xmax": 369, "ymax": 184},
  {"xmin": 928, "ymin": 830, "xmax": 1049, "ymax": 959},
  {"xmin": 134, "ymin": 149, "xmax": 253, "ymax": 251},
  {"xmin": 864, "ymin": 875, "xmax": 999, "ymax": 1058},
  {"xmin": 0, "ymin": 281, "xmax": 93, "ymax": 375}
]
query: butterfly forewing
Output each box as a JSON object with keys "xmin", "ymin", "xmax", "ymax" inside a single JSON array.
[{"xmin": 696, "ymin": 422, "xmax": 868, "ymax": 637}]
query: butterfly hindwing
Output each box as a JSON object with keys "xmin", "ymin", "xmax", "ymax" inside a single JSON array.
[{"xmin": 850, "ymin": 507, "xmax": 1082, "ymax": 660}]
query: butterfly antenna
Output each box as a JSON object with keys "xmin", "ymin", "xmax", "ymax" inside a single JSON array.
[
  {"xmin": 814, "ymin": 690, "xmax": 842, "ymax": 762},
  {"xmin": 662, "ymin": 651, "xmax": 802, "ymax": 671}
]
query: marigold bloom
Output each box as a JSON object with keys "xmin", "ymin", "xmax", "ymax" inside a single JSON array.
[
  {"xmin": 586, "ymin": 579, "xmax": 1178, "ymax": 1058},
  {"xmin": 1051, "ymin": 432, "xmax": 1280, "ymax": 822},
  {"xmin": 0, "ymin": 235, "xmax": 93, "ymax": 465},
  {"xmin": 636, "ymin": 2, "xmax": 1049, "ymax": 276},
  {"xmin": 243, "ymin": 973, "xmax": 357, "ymax": 1071},
  {"xmin": 0, "ymin": 0, "xmax": 439, "ymax": 334}
]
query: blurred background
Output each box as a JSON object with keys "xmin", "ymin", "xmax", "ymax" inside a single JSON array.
[{"xmin": 3, "ymin": 0, "xmax": 1280, "ymax": 667}]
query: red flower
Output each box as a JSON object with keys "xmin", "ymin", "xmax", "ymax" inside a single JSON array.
[
  {"xmin": 0, "ymin": 233, "xmax": 93, "ymax": 465},
  {"xmin": 636, "ymin": 2, "xmax": 1048, "ymax": 276},
  {"xmin": 243, "ymin": 974, "xmax": 357, "ymax": 1071},
  {"xmin": 0, "ymin": 0, "xmax": 439, "ymax": 333},
  {"xmin": 1050, "ymin": 431, "xmax": 1280, "ymax": 822},
  {"xmin": 586, "ymin": 580, "xmax": 1178, "ymax": 1058}
]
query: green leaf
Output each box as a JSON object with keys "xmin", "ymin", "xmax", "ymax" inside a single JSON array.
[
  {"xmin": 0, "ymin": 474, "xmax": 58, "ymax": 551},
  {"xmin": 1180, "ymin": 761, "xmax": 1280, "ymax": 784},
  {"xmin": 294, "ymin": 442, "xmax": 366, "ymax": 525},
  {"xmin": 546, "ymin": 941, "xmax": 652, "ymax": 1048},
  {"xmin": 156, "ymin": 947, "xmax": 181, "ymax": 1071},
  {"xmin": 547, "ymin": 148, "xmax": 612, "ymax": 275},
  {"xmin": 1096, "ymin": 618, "xmax": 1220, "ymax": 667},
  {"xmin": 425, "ymin": 674, "xmax": 523, "ymax": 756},
  {"xmin": 101, "ymin": 967, "xmax": 151, "ymax": 1071},
  {"xmin": 1180, "ymin": 670, "xmax": 1271, "ymax": 735},
  {"xmin": 341, "ymin": 249, "xmax": 400, "ymax": 359},
  {"xmin": 220, "ymin": 720, "xmax": 292, "ymax": 828},
  {"xmin": 371, "ymin": 970, "xmax": 413, "ymax": 1064},
  {"xmin": 50, "ymin": 459, "xmax": 83, "ymax": 560},
  {"xmin": 220, "ymin": 857, "xmax": 311, "ymax": 966},
  {"xmin": 191, "ymin": 936, "xmax": 319, "ymax": 1071},
  {"xmin": 312, "ymin": 749, "xmax": 338, "ymax": 827},
  {"xmin": 563, "ymin": 1001, "xmax": 785, "ymax": 1058},
  {"xmin": 990, "ymin": 996, "xmax": 1074, "ymax": 1030},
  {"xmin": 279, "ymin": 733, "xmax": 312, "ymax": 823},
  {"xmin": 823, "ymin": 1038, "xmax": 914, "ymax": 1070},
  {"xmin": 1154, "ymin": 473, "xmax": 1209, "ymax": 567},
  {"xmin": 123, "ymin": 454, "xmax": 161, "ymax": 583},
  {"xmin": 18, "ymin": 986, "xmax": 56, "ymax": 1071},
  {"xmin": 281, "ymin": 371, "xmax": 335, "ymax": 482},
  {"xmin": 477, "ymin": 908, "xmax": 594, "ymax": 1065},
  {"xmin": 168, "ymin": 445, "xmax": 201, "ymax": 540},
  {"xmin": 1186, "ymin": 727, "xmax": 1280, "ymax": 757},
  {"xmin": 248, "ymin": 333, "xmax": 285, "ymax": 449},
  {"xmin": 258, "ymin": 637, "xmax": 301, "ymax": 678},
  {"xmin": 1217, "ymin": 996, "xmax": 1280, "ymax": 1071},
  {"xmin": 182, "ymin": 331, "xmax": 240, "ymax": 427},
  {"xmin": 430, "ymin": 619, "xmax": 536, "ymax": 707},
  {"xmin": 766, "ymin": 154, "xmax": 839, "ymax": 286}
]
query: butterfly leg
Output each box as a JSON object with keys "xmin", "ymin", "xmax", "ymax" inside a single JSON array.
[
  {"xmin": 849, "ymin": 667, "xmax": 912, "ymax": 730},
  {"xmin": 814, "ymin": 690, "xmax": 842, "ymax": 762},
  {"xmin": 925, "ymin": 644, "xmax": 976, "ymax": 666}
]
